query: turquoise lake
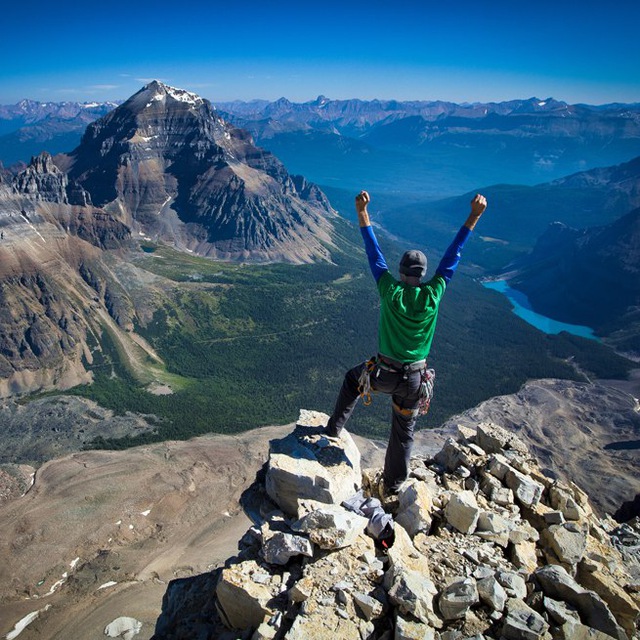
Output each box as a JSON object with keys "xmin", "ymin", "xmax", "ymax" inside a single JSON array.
[{"xmin": 483, "ymin": 280, "xmax": 600, "ymax": 341}]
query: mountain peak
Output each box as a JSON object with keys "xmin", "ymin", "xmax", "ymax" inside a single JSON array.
[
  {"xmin": 136, "ymin": 81, "xmax": 205, "ymax": 108},
  {"xmin": 67, "ymin": 83, "xmax": 337, "ymax": 263}
]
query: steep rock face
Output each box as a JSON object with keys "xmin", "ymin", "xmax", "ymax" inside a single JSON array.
[
  {"xmin": 0, "ymin": 268, "xmax": 94, "ymax": 395},
  {"xmin": 67, "ymin": 81, "xmax": 337, "ymax": 263},
  {"xmin": 13, "ymin": 152, "xmax": 68, "ymax": 203},
  {"xmin": 0, "ymin": 185, "xmax": 133, "ymax": 394},
  {"xmin": 509, "ymin": 207, "xmax": 640, "ymax": 350}
]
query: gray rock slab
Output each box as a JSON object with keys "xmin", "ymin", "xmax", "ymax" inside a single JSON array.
[
  {"xmin": 543, "ymin": 522, "xmax": 588, "ymax": 566},
  {"xmin": 261, "ymin": 532, "xmax": 313, "ymax": 565},
  {"xmin": 438, "ymin": 577, "xmax": 480, "ymax": 620},
  {"xmin": 265, "ymin": 415, "xmax": 361, "ymax": 516},
  {"xmin": 534, "ymin": 564, "xmax": 627, "ymax": 640},
  {"xmin": 445, "ymin": 490, "xmax": 481, "ymax": 534},
  {"xmin": 477, "ymin": 575, "xmax": 507, "ymax": 612},
  {"xmin": 476, "ymin": 422, "xmax": 529, "ymax": 455},
  {"xmin": 396, "ymin": 478, "xmax": 434, "ymax": 537},
  {"xmin": 501, "ymin": 598, "xmax": 549, "ymax": 640},
  {"xmin": 293, "ymin": 504, "xmax": 367, "ymax": 549}
]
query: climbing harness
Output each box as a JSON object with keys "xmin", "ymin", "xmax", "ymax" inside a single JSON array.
[
  {"xmin": 358, "ymin": 355, "xmax": 435, "ymax": 415},
  {"xmin": 357, "ymin": 357, "xmax": 377, "ymax": 406}
]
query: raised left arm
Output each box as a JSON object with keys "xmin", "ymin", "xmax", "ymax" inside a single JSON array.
[{"xmin": 436, "ymin": 194, "xmax": 487, "ymax": 283}]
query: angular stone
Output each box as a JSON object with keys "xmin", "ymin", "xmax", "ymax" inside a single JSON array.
[
  {"xmin": 265, "ymin": 417, "xmax": 361, "ymax": 516},
  {"xmin": 550, "ymin": 484, "xmax": 581, "ymax": 520},
  {"xmin": 495, "ymin": 569, "xmax": 527, "ymax": 599},
  {"xmin": 289, "ymin": 576, "xmax": 314, "ymax": 603},
  {"xmin": 353, "ymin": 592, "xmax": 383, "ymax": 620},
  {"xmin": 261, "ymin": 532, "xmax": 313, "ymax": 565},
  {"xmin": 477, "ymin": 510, "xmax": 511, "ymax": 534},
  {"xmin": 494, "ymin": 487, "xmax": 515, "ymax": 507},
  {"xmin": 435, "ymin": 438, "xmax": 476, "ymax": 473},
  {"xmin": 396, "ymin": 478, "xmax": 434, "ymax": 537},
  {"xmin": 476, "ymin": 422, "xmax": 529, "ymax": 455},
  {"xmin": 385, "ymin": 526, "xmax": 439, "ymax": 627},
  {"xmin": 544, "ymin": 510, "xmax": 566, "ymax": 525},
  {"xmin": 543, "ymin": 522, "xmax": 588, "ymax": 566},
  {"xmin": 534, "ymin": 564, "xmax": 627, "ymax": 640},
  {"xmin": 505, "ymin": 468, "xmax": 544, "ymax": 507},
  {"xmin": 509, "ymin": 540, "xmax": 539, "ymax": 573},
  {"xmin": 445, "ymin": 490, "xmax": 481, "ymax": 534},
  {"xmin": 293, "ymin": 504, "xmax": 367, "ymax": 550},
  {"xmin": 476, "ymin": 575, "xmax": 507, "ymax": 612},
  {"xmin": 510, "ymin": 520, "xmax": 539, "ymax": 544},
  {"xmin": 394, "ymin": 613, "xmax": 436, "ymax": 640},
  {"xmin": 456, "ymin": 424, "xmax": 477, "ymax": 442},
  {"xmin": 387, "ymin": 526, "xmax": 432, "ymax": 578},
  {"xmin": 559, "ymin": 620, "xmax": 624, "ymax": 639},
  {"xmin": 544, "ymin": 596, "xmax": 580, "ymax": 626},
  {"xmin": 486, "ymin": 454, "xmax": 513, "ymax": 481},
  {"xmin": 216, "ymin": 560, "xmax": 276, "ymax": 630},
  {"xmin": 480, "ymin": 472, "xmax": 503, "ymax": 497},
  {"xmin": 387, "ymin": 570, "xmax": 439, "ymax": 626},
  {"xmin": 577, "ymin": 563, "xmax": 640, "ymax": 638},
  {"xmin": 437, "ymin": 577, "xmax": 479, "ymax": 620},
  {"xmin": 501, "ymin": 598, "xmax": 549, "ymax": 640}
]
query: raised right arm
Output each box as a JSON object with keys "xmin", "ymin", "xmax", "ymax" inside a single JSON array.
[{"xmin": 356, "ymin": 190, "xmax": 388, "ymax": 282}]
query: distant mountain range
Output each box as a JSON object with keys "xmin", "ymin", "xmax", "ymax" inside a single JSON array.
[
  {"xmin": 0, "ymin": 99, "xmax": 120, "ymax": 166},
  {"xmin": 217, "ymin": 96, "xmax": 640, "ymax": 195},
  {"xmin": 2, "ymin": 95, "xmax": 640, "ymax": 197},
  {"xmin": 371, "ymin": 155, "xmax": 640, "ymax": 271}
]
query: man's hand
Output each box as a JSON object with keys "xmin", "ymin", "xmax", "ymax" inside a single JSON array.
[
  {"xmin": 355, "ymin": 190, "xmax": 371, "ymax": 227},
  {"xmin": 471, "ymin": 194, "xmax": 487, "ymax": 217},
  {"xmin": 465, "ymin": 194, "xmax": 487, "ymax": 230}
]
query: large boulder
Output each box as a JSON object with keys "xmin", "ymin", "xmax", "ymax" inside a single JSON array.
[
  {"xmin": 534, "ymin": 564, "xmax": 627, "ymax": 640},
  {"xmin": 293, "ymin": 504, "xmax": 368, "ymax": 550},
  {"xmin": 265, "ymin": 411, "xmax": 361, "ymax": 516},
  {"xmin": 501, "ymin": 598, "xmax": 549, "ymax": 640},
  {"xmin": 396, "ymin": 478, "xmax": 434, "ymax": 537},
  {"xmin": 216, "ymin": 560, "xmax": 278, "ymax": 630},
  {"xmin": 444, "ymin": 490, "xmax": 481, "ymax": 534}
]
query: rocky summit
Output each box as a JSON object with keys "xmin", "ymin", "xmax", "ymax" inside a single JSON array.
[
  {"xmin": 155, "ymin": 410, "xmax": 640, "ymax": 640},
  {"xmin": 64, "ymin": 81, "xmax": 337, "ymax": 263}
]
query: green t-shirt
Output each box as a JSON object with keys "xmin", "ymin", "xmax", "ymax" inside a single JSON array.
[{"xmin": 376, "ymin": 270, "xmax": 446, "ymax": 363}]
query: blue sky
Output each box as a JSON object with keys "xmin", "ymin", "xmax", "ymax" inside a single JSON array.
[{"xmin": 3, "ymin": 0, "xmax": 639, "ymax": 105}]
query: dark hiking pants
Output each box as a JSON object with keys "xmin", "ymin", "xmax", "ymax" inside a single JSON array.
[{"xmin": 327, "ymin": 361, "xmax": 422, "ymax": 491}]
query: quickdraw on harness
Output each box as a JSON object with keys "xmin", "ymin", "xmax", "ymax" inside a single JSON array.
[
  {"xmin": 357, "ymin": 357, "xmax": 377, "ymax": 406},
  {"xmin": 418, "ymin": 367, "xmax": 436, "ymax": 415}
]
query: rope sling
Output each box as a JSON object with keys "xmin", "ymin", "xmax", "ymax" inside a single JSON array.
[{"xmin": 358, "ymin": 357, "xmax": 435, "ymax": 415}]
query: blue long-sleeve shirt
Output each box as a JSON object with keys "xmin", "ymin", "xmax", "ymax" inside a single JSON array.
[
  {"xmin": 360, "ymin": 224, "xmax": 472, "ymax": 284},
  {"xmin": 360, "ymin": 223, "xmax": 473, "ymax": 361}
]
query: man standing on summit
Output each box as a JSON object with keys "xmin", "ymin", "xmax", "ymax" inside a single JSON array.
[{"xmin": 326, "ymin": 190, "xmax": 487, "ymax": 494}]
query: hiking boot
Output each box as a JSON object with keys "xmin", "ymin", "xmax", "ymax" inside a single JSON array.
[
  {"xmin": 322, "ymin": 425, "xmax": 342, "ymax": 439},
  {"xmin": 378, "ymin": 478, "xmax": 400, "ymax": 513}
]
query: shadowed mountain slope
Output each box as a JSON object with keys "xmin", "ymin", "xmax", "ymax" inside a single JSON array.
[{"xmin": 63, "ymin": 81, "xmax": 337, "ymax": 263}]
